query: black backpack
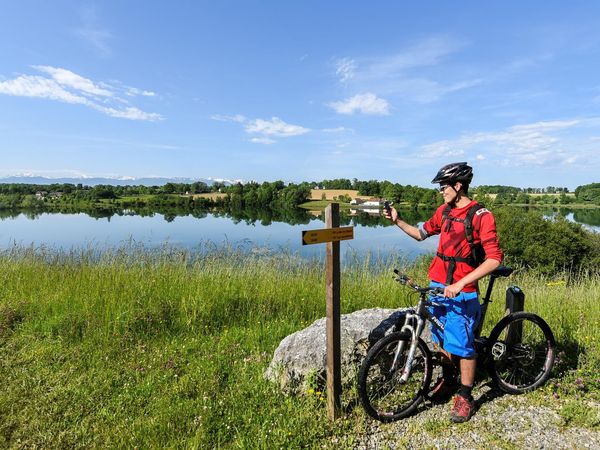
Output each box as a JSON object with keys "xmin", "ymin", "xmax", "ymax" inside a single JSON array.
[{"xmin": 436, "ymin": 202, "xmax": 487, "ymax": 285}]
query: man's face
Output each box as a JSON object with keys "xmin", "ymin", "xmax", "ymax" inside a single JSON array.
[{"xmin": 439, "ymin": 182, "xmax": 460, "ymax": 203}]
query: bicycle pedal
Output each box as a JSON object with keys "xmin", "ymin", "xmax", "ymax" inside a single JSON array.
[{"xmin": 491, "ymin": 342, "xmax": 506, "ymax": 359}]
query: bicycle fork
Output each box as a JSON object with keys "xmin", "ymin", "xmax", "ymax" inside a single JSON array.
[{"xmin": 391, "ymin": 313, "xmax": 425, "ymax": 383}]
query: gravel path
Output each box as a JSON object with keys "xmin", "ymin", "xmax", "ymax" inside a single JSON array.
[{"xmin": 343, "ymin": 385, "xmax": 600, "ymax": 450}]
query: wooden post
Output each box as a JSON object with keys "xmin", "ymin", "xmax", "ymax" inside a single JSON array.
[
  {"xmin": 300, "ymin": 206, "xmax": 353, "ymax": 421},
  {"xmin": 325, "ymin": 203, "xmax": 342, "ymax": 420}
]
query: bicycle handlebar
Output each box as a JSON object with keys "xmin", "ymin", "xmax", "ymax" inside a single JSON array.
[{"xmin": 393, "ymin": 269, "xmax": 445, "ymax": 297}]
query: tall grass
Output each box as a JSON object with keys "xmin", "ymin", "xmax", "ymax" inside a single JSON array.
[{"xmin": 0, "ymin": 245, "xmax": 598, "ymax": 447}]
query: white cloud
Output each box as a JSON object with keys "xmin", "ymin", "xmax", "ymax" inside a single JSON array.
[
  {"xmin": 421, "ymin": 119, "xmax": 583, "ymax": 166},
  {"xmin": 362, "ymin": 37, "xmax": 462, "ymax": 77},
  {"xmin": 334, "ymin": 36, "xmax": 479, "ymax": 104},
  {"xmin": 0, "ymin": 66, "xmax": 162, "ymax": 121},
  {"xmin": 250, "ymin": 137, "xmax": 276, "ymax": 145},
  {"xmin": 211, "ymin": 114, "xmax": 247, "ymax": 123},
  {"xmin": 212, "ymin": 114, "xmax": 309, "ymax": 144},
  {"xmin": 1, "ymin": 169, "xmax": 93, "ymax": 178},
  {"xmin": 125, "ymin": 87, "xmax": 156, "ymax": 97},
  {"xmin": 93, "ymin": 105, "xmax": 163, "ymax": 121},
  {"xmin": 335, "ymin": 57, "xmax": 357, "ymax": 83},
  {"xmin": 0, "ymin": 75, "xmax": 89, "ymax": 104},
  {"xmin": 510, "ymin": 120, "xmax": 579, "ymax": 132},
  {"xmin": 245, "ymin": 117, "xmax": 310, "ymax": 137},
  {"xmin": 328, "ymin": 93, "xmax": 390, "ymax": 115},
  {"xmin": 33, "ymin": 65, "xmax": 112, "ymax": 97},
  {"xmin": 322, "ymin": 126, "xmax": 353, "ymax": 133}
]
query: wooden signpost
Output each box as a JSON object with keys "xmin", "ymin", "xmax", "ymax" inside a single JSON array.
[{"xmin": 301, "ymin": 203, "xmax": 353, "ymax": 420}]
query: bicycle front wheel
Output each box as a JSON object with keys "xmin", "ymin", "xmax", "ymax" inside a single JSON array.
[
  {"xmin": 487, "ymin": 312, "xmax": 555, "ymax": 394},
  {"xmin": 358, "ymin": 332, "xmax": 432, "ymax": 422}
]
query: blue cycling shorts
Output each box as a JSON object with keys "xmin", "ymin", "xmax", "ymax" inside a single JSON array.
[{"xmin": 428, "ymin": 281, "xmax": 481, "ymax": 358}]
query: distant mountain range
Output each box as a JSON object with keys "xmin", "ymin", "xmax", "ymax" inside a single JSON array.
[{"xmin": 0, "ymin": 176, "xmax": 242, "ymax": 187}]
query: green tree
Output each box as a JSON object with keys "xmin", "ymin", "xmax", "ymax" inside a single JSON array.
[
  {"xmin": 515, "ymin": 193, "xmax": 530, "ymax": 204},
  {"xmin": 494, "ymin": 207, "xmax": 592, "ymax": 274}
]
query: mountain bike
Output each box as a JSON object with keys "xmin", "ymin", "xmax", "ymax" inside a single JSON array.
[{"xmin": 357, "ymin": 266, "xmax": 556, "ymax": 422}]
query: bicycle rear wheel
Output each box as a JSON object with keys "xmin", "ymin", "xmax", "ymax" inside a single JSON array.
[
  {"xmin": 487, "ymin": 312, "xmax": 555, "ymax": 394},
  {"xmin": 358, "ymin": 332, "xmax": 432, "ymax": 422}
]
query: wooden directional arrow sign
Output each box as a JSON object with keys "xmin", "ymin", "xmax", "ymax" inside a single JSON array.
[{"xmin": 302, "ymin": 226, "xmax": 354, "ymax": 245}]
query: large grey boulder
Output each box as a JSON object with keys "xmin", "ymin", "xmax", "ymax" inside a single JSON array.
[{"xmin": 264, "ymin": 308, "xmax": 433, "ymax": 393}]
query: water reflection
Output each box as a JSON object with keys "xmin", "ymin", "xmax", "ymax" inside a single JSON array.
[
  {"xmin": 530, "ymin": 206, "xmax": 600, "ymax": 229},
  {"xmin": 0, "ymin": 205, "xmax": 598, "ymax": 261},
  {"xmin": 0, "ymin": 206, "xmax": 439, "ymax": 261}
]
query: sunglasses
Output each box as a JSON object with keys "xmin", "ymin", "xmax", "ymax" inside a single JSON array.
[{"xmin": 439, "ymin": 185, "xmax": 452, "ymax": 193}]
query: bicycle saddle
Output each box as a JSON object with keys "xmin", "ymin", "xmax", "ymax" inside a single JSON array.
[{"xmin": 491, "ymin": 266, "xmax": 513, "ymax": 278}]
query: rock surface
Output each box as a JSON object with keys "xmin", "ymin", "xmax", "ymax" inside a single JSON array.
[{"xmin": 264, "ymin": 307, "xmax": 431, "ymax": 392}]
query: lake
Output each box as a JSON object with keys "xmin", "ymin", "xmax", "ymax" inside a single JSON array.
[
  {"xmin": 0, "ymin": 209, "xmax": 438, "ymax": 261},
  {"xmin": 1, "ymin": 207, "xmax": 598, "ymax": 261}
]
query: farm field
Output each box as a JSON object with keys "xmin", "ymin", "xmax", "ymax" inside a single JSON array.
[
  {"xmin": 309, "ymin": 189, "xmax": 372, "ymax": 201},
  {"xmin": 191, "ymin": 192, "xmax": 228, "ymax": 200}
]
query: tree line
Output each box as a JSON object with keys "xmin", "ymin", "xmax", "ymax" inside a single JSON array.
[
  {"xmin": 574, "ymin": 183, "xmax": 600, "ymax": 205},
  {"xmin": 0, "ymin": 180, "xmax": 598, "ymax": 211},
  {"xmin": 0, "ymin": 182, "xmax": 214, "ymax": 198},
  {"xmin": 475, "ymin": 185, "xmax": 570, "ymax": 194}
]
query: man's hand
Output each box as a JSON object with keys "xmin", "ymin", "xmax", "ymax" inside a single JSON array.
[
  {"xmin": 444, "ymin": 281, "xmax": 465, "ymax": 298},
  {"xmin": 383, "ymin": 206, "xmax": 398, "ymax": 223}
]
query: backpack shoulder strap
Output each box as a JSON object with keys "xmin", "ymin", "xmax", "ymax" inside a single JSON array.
[
  {"xmin": 441, "ymin": 204, "xmax": 452, "ymax": 224},
  {"xmin": 464, "ymin": 202, "xmax": 484, "ymax": 243}
]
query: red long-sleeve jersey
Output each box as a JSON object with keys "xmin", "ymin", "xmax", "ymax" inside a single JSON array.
[{"xmin": 423, "ymin": 200, "xmax": 503, "ymax": 292}]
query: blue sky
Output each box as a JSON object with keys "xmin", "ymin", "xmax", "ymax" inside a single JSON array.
[{"xmin": 1, "ymin": 1, "xmax": 599, "ymax": 189}]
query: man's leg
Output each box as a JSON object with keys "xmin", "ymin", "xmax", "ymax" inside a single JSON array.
[
  {"xmin": 450, "ymin": 356, "xmax": 477, "ymax": 423},
  {"xmin": 457, "ymin": 356, "xmax": 476, "ymax": 400},
  {"xmin": 443, "ymin": 294, "xmax": 480, "ymax": 423},
  {"xmin": 459, "ymin": 357, "xmax": 476, "ymax": 387}
]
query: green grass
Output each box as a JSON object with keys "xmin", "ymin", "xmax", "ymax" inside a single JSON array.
[{"xmin": 0, "ymin": 245, "xmax": 598, "ymax": 447}]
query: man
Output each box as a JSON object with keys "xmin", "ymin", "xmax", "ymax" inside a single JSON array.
[{"xmin": 383, "ymin": 162, "xmax": 503, "ymax": 422}]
